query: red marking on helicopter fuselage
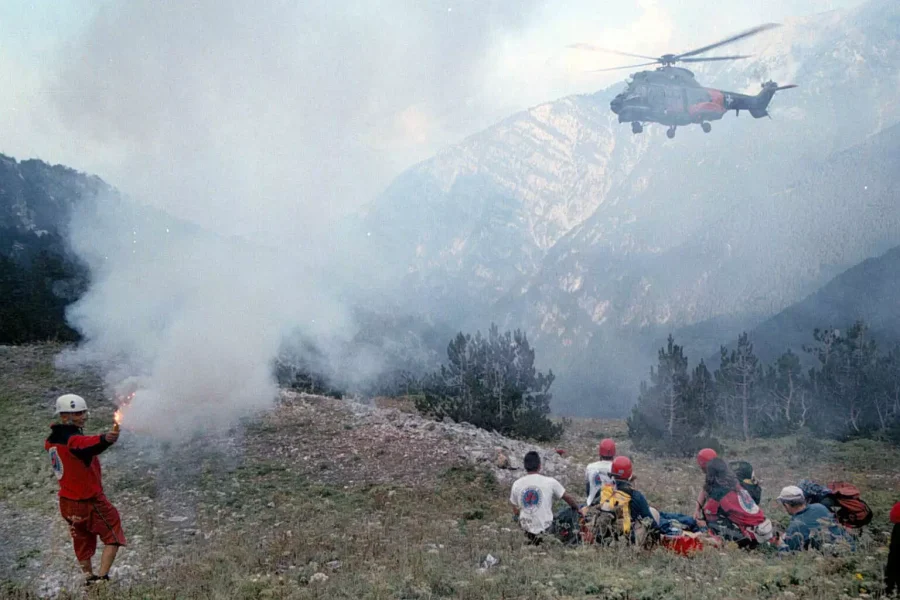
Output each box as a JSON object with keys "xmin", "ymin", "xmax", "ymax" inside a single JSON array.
[{"xmin": 688, "ymin": 88, "xmax": 726, "ymax": 121}]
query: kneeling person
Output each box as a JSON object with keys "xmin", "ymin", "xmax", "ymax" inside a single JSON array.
[{"xmin": 510, "ymin": 451, "xmax": 581, "ymax": 543}]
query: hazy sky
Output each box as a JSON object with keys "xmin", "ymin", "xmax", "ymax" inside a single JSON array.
[{"xmin": 0, "ymin": 0, "xmax": 862, "ymax": 239}]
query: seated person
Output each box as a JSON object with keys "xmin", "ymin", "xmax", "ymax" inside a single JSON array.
[
  {"xmin": 777, "ymin": 486, "xmax": 853, "ymax": 552},
  {"xmin": 693, "ymin": 448, "xmax": 718, "ymax": 524},
  {"xmin": 591, "ymin": 456, "xmax": 664, "ymax": 544},
  {"xmin": 585, "ymin": 438, "xmax": 616, "ymax": 506},
  {"xmin": 702, "ymin": 458, "xmax": 774, "ymax": 548},
  {"xmin": 730, "ymin": 460, "xmax": 762, "ymax": 505},
  {"xmin": 509, "ymin": 451, "xmax": 582, "ymax": 544},
  {"xmin": 608, "ymin": 456, "xmax": 656, "ymax": 523}
]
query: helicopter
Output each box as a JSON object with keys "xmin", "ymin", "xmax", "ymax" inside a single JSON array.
[{"xmin": 571, "ymin": 23, "xmax": 797, "ymax": 138}]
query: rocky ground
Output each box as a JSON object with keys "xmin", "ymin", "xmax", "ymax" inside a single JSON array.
[{"xmin": 2, "ymin": 344, "xmax": 899, "ymax": 599}]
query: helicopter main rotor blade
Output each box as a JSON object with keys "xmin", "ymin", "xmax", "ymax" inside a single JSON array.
[
  {"xmin": 567, "ymin": 44, "xmax": 659, "ymax": 61},
  {"xmin": 587, "ymin": 61, "xmax": 662, "ymax": 72},
  {"xmin": 678, "ymin": 55, "xmax": 753, "ymax": 63},
  {"xmin": 675, "ymin": 23, "xmax": 780, "ymax": 60}
]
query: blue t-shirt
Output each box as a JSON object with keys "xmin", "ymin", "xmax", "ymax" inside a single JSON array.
[{"xmin": 782, "ymin": 503, "xmax": 851, "ymax": 551}]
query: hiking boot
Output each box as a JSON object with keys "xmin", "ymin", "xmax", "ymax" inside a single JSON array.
[{"xmin": 85, "ymin": 575, "xmax": 110, "ymax": 586}]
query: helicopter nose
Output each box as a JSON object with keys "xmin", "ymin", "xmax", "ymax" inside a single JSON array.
[{"xmin": 610, "ymin": 98, "xmax": 622, "ymax": 113}]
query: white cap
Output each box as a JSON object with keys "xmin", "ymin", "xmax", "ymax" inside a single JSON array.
[
  {"xmin": 55, "ymin": 394, "xmax": 88, "ymax": 414},
  {"xmin": 777, "ymin": 485, "xmax": 805, "ymax": 503}
]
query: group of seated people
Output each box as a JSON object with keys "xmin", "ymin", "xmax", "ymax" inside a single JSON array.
[{"xmin": 509, "ymin": 440, "xmax": 858, "ymax": 552}]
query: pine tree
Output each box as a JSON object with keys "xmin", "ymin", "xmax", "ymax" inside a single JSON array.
[
  {"xmin": 415, "ymin": 324, "xmax": 561, "ymax": 441},
  {"xmin": 806, "ymin": 321, "xmax": 879, "ymax": 436},
  {"xmin": 759, "ymin": 349, "xmax": 809, "ymax": 434},
  {"xmin": 873, "ymin": 346, "xmax": 900, "ymax": 432},
  {"xmin": 715, "ymin": 333, "xmax": 761, "ymax": 440},
  {"xmin": 628, "ymin": 335, "xmax": 711, "ymax": 454},
  {"xmin": 690, "ymin": 360, "xmax": 716, "ymax": 434}
]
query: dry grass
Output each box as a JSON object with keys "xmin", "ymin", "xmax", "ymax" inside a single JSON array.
[
  {"xmin": 1, "ymin": 344, "xmax": 898, "ymax": 599},
  {"xmin": 371, "ymin": 395, "xmax": 420, "ymax": 414}
]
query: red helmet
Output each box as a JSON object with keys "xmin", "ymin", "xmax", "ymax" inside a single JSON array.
[
  {"xmin": 598, "ymin": 438, "xmax": 616, "ymax": 459},
  {"xmin": 697, "ymin": 448, "xmax": 717, "ymax": 471},
  {"xmin": 611, "ymin": 456, "xmax": 633, "ymax": 480},
  {"xmin": 890, "ymin": 502, "xmax": 900, "ymax": 525}
]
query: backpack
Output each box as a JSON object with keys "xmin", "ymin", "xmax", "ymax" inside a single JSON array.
[
  {"xmin": 797, "ymin": 479, "xmax": 832, "ymax": 505},
  {"xmin": 552, "ymin": 506, "xmax": 583, "ymax": 546},
  {"xmin": 586, "ymin": 484, "xmax": 632, "ymax": 542},
  {"xmin": 826, "ymin": 481, "xmax": 873, "ymax": 528}
]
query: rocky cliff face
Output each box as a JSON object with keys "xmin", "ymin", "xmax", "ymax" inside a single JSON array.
[{"xmin": 0, "ymin": 154, "xmax": 114, "ymax": 251}]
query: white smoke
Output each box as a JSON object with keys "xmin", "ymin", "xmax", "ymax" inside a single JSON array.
[{"xmin": 56, "ymin": 194, "xmax": 356, "ymax": 438}]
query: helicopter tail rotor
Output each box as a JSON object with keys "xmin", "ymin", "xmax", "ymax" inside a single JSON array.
[{"xmin": 749, "ymin": 81, "xmax": 797, "ymax": 118}]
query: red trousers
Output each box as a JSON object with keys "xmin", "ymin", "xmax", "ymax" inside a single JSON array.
[{"xmin": 59, "ymin": 494, "xmax": 126, "ymax": 561}]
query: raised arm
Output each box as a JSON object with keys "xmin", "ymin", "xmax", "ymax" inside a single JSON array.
[{"xmin": 68, "ymin": 431, "xmax": 117, "ymax": 461}]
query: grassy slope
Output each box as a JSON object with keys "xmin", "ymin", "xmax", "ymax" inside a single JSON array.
[{"xmin": 1, "ymin": 344, "xmax": 898, "ymax": 599}]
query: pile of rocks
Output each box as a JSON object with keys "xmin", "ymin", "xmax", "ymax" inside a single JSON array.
[{"xmin": 283, "ymin": 391, "xmax": 581, "ymax": 486}]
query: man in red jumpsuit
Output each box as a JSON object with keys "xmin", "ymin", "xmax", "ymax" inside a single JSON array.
[{"xmin": 45, "ymin": 393, "xmax": 125, "ymax": 585}]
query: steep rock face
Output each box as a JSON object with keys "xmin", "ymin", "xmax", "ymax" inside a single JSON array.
[
  {"xmin": 419, "ymin": 93, "xmax": 641, "ymax": 251},
  {"xmin": 519, "ymin": 121, "xmax": 900, "ymax": 350},
  {"xmin": 362, "ymin": 89, "xmax": 653, "ymax": 317}
]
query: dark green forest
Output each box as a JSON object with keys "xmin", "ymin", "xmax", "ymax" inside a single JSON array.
[
  {"xmin": 0, "ymin": 230, "xmax": 87, "ymax": 344},
  {"xmin": 629, "ymin": 322, "xmax": 900, "ymax": 452}
]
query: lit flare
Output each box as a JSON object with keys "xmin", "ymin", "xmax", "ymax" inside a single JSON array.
[{"xmin": 112, "ymin": 391, "xmax": 135, "ymax": 432}]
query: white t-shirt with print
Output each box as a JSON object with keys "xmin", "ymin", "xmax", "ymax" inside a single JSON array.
[
  {"xmin": 509, "ymin": 473, "xmax": 566, "ymax": 534},
  {"xmin": 585, "ymin": 460, "xmax": 613, "ymax": 506}
]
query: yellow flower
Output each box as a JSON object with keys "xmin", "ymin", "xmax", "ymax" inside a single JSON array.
[{"xmin": 855, "ymin": 573, "xmax": 863, "ymax": 580}]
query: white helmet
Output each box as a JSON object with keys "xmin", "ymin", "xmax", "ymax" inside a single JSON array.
[{"xmin": 56, "ymin": 394, "xmax": 88, "ymax": 414}]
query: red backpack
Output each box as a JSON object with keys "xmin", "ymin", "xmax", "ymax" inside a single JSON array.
[{"xmin": 827, "ymin": 481, "xmax": 873, "ymax": 528}]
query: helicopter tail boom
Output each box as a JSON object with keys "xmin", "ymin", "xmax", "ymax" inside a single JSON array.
[{"xmin": 728, "ymin": 81, "xmax": 797, "ymax": 118}]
